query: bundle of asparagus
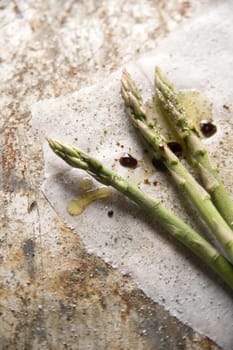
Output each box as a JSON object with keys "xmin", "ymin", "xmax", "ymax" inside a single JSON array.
[
  {"xmin": 155, "ymin": 67, "xmax": 233, "ymax": 229},
  {"xmin": 121, "ymin": 69, "xmax": 233, "ymax": 263},
  {"xmin": 46, "ymin": 67, "xmax": 233, "ymax": 291}
]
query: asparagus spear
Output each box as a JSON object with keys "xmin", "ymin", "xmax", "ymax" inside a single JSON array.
[
  {"xmin": 155, "ymin": 67, "xmax": 233, "ymax": 229},
  {"xmin": 46, "ymin": 136, "xmax": 233, "ymax": 289},
  {"xmin": 121, "ymin": 69, "xmax": 233, "ymax": 263}
]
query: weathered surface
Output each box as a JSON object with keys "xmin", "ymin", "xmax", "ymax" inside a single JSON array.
[{"xmin": 0, "ymin": 1, "xmax": 222, "ymax": 349}]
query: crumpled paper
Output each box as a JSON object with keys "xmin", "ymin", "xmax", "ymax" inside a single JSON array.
[{"xmin": 31, "ymin": 2, "xmax": 233, "ymax": 349}]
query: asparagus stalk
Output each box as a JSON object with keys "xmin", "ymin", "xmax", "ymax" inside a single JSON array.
[
  {"xmin": 121, "ymin": 69, "xmax": 233, "ymax": 263},
  {"xmin": 46, "ymin": 136, "xmax": 233, "ymax": 289},
  {"xmin": 155, "ymin": 67, "xmax": 233, "ymax": 229}
]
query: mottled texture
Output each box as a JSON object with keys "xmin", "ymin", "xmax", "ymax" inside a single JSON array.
[{"xmin": 0, "ymin": 1, "xmax": 221, "ymax": 349}]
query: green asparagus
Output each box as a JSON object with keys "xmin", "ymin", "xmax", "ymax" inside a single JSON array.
[
  {"xmin": 47, "ymin": 136, "xmax": 233, "ymax": 290},
  {"xmin": 121, "ymin": 69, "xmax": 233, "ymax": 263},
  {"xmin": 155, "ymin": 67, "xmax": 233, "ymax": 229}
]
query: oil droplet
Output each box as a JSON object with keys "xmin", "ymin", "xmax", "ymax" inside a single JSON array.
[
  {"xmin": 119, "ymin": 153, "xmax": 138, "ymax": 168},
  {"xmin": 152, "ymin": 90, "xmax": 213, "ymax": 139},
  {"xmin": 79, "ymin": 177, "xmax": 93, "ymax": 191},
  {"xmin": 178, "ymin": 90, "xmax": 213, "ymax": 133},
  {"xmin": 200, "ymin": 120, "xmax": 217, "ymax": 137},
  {"xmin": 67, "ymin": 187, "xmax": 112, "ymax": 216}
]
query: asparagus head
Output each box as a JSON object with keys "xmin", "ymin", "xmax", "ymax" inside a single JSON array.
[{"xmin": 155, "ymin": 67, "xmax": 233, "ymax": 229}]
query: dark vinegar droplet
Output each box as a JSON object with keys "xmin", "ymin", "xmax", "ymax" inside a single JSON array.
[
  {"xmin": 200, "ymin": 120, "xmax": 217, "ymax": 137},
  {"xmin": 167, "ymin": 142, "xmax": 183, "ymax": 157},
  {"xmin": 119, "ymin": 153, "xmax": 138, "ymax": 168},
  {"xmin": 151, "ymin": 157, "xmax": 167, "ymax": 172},
  {"xmin": 107, "ymin": 210, "xmax": 114, "ymax": 218}
]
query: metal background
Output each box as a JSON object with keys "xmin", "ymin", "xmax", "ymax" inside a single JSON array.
[{"xmin": 0, "ymin": 1, "xmax": 222, "ymax": 349}]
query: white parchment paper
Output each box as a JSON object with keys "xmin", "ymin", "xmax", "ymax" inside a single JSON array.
[{"xmin": 31, "ymin": 2, "xmax": 233, "ymax": 349}]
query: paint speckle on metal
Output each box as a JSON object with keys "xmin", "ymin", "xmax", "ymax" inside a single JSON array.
[{"xmin": 0, "ymin": 1, "xmax": 226, "ymax": 349}]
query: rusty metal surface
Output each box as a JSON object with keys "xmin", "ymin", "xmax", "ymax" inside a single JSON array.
[{"xmin": 0, "ymin": 1, "xmax": 222, "ymax": 349}]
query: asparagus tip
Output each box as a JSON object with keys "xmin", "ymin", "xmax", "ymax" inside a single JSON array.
[
  {"xmin": 46, "ymin": 136, "xmax": 64, "ymax": 154},
  {"xmin": 46, "ymin": 136, "xmax": 56, "ymax": 150}
]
